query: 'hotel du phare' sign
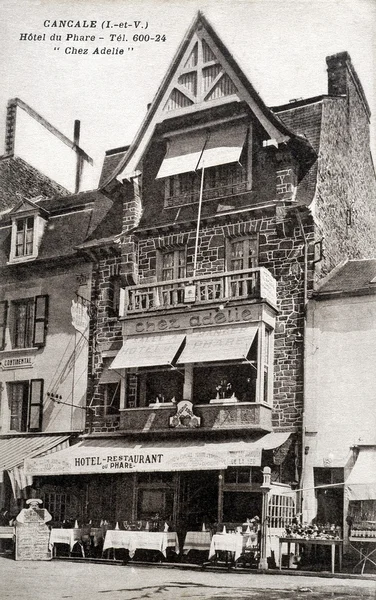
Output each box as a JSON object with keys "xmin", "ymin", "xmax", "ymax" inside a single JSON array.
[{"xmin": 24, "ymin": 444, "xmax": 262, "ymax": 477}]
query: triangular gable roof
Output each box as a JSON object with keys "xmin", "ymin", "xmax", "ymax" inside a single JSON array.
[
  {"xmin": 102, "ymin": 11, "xmax": 301, "ymax": 187},
  {"xmin": 8, "ymin": 196, "xmax": 49, "ymax": 217}
]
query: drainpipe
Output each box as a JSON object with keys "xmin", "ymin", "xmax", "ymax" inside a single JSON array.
[{"xmin": 295, "ymin": 209, "xmax": 308, "ymax": 519}]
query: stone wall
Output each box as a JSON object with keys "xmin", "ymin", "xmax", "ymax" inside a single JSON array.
[
  {"xmin": 132, "ymin": 209, "xmax": 315, "ymax": 432},
  {"xmin": 313, "ymin": 71, "xmax": 376, "ymax": 278}
]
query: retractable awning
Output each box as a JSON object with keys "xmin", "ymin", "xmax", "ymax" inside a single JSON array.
[
  {"xmin": 156, "ymin": 130, "xmax": 206, "ymax": 178},
  {"xmin": 110, "ymin": 334, "xmax": 186, "ymax": 370},
  {"xmin": 156, "ymin": 122, "xmax": 248, "ymax": 179},
  {"xmin": 177, "ymin": 326, "xmax": 258, "ymax": 364},
  {"xmin": 346, "ymin": 447, "xmax": 376, "ymax": 501},
  {"xmin": 0, "ymin": 435, "xmax": 70, "ymax": 499},
  {"xmin": 24, "ymin": 432, "xmax": 291, "ymax": 476},
  {"xmin": 197, "ymin": 122, "xmax": 248, "ymax": 170}
]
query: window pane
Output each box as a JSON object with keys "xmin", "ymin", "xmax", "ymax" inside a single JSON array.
[
  {"xmin": 8, "ymin": 382, "xmax": 28, "ymax": 431},
  {"xmin": 29, "ymin": 404, "xmax": 41, "ymax": 430},
  {"xmin": 30, "ymin": 380, "xmax": 43, "ymax": 405}
]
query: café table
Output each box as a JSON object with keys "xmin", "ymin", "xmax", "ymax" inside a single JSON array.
[
  {"xmin": 102, "ymin": 530, "xmax": 179, "ymax": 559},
  {"xmin": 279, "ymin": 536, "xmax": 343, "ymax": 574},
  {"xmin": 209, "ymin": 533, "xmax": 256, "ymax": 564},
  {"xmin": 49, "ymin": 528, "xmax": 85, "ymax": 556},
  {"xmin": 349, "ymin": 537, "xmax": 376, "ymax": 574},
  {"xmin": 183, "ymin": 531, "xmax": 212, "ymax": 555}
]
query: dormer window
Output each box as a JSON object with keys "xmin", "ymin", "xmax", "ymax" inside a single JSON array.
[
  {"xmin": 8, "ymin": 198, "xmax": 48, "ymax": 264},
  {"xmin": 15, "ymin": 216, "xmax": 34, "ymax": 258},
  {"xmin": 157, "ymin": 121, "xmax": 252, "ymax": 209}
]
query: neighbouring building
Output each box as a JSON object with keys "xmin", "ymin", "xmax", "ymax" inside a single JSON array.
[
  {"xmin": 0, "ymin": 101, "xmax": 95, "ymax": 516},
  {"xmin": 26, "ymin": 13, "xmax": 376, "ymax": 566},
  {"xmin": 304, "ymin": 259, "xmax": 376, "ymax": 546}
]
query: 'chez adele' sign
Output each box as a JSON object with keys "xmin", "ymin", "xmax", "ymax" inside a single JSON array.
[
  {"xmin": 24, "ymin": 444, "xmax": 262, "ymax": 476},
  {"xmin": 127, "ymin": 304, "xmax": 260, "ymax": 336}
]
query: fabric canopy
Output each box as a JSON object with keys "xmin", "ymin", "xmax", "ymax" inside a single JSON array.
[
  {"xmin": 110, "ymin": 334, "xmax": 186, "ymax": 370},
  {"xmin": 346, "ymin": 447, "xmax": 376, "ymax": 501},
  {"xmin": 177, "ymin": 326, "xmax": 257, "ymax": 364},
  {"xmin": 0, "ymin": 435, "xmax": 70, "ymax": 499},
  {"xmin": 156, "ymin": 130, "xmax": 206, "ymax": 178},
  {"xmin": 197, "ymin": 122, "xmax": 248, "ymax": 170},
  {"xmin": 156, "ymin": 122, "xmax": 248, "ymax": 179},
  {"xmin": 24, "ymin": 432, "xmax": 291, "ymax": 476}
]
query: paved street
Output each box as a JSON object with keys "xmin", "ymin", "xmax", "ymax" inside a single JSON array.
[{"xmin": 0, "ymin": 558, "xmax": 375, "ymax": 600}]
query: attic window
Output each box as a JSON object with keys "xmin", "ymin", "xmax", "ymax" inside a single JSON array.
[
  {"xmin": 15, "ymin": 216, "xmax": 34, "ymax": 258},
  {"xmin": 157, "ymin": 122, "xmax": 252, "ymax": 208},
  {"xmin": 8, "ymin": 208, "xmax": 47, "ymax": 264}
]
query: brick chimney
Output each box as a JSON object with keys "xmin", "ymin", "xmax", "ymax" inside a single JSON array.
[
  {"xmin": 4, "ymin": 98, "xmax": 18, "ymax": 155},
  {"xmin": 326, "ymin": 51, "xmax": 371, "ymax": 120}
]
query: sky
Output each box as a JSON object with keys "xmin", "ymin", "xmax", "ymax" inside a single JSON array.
[{"xmin": 1, "ymin": 0, "xmax": 375, "ymax": 191}]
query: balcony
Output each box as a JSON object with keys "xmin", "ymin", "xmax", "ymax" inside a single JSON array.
[
  {"xmin": 123, "ymin": 267, "xmax": 276, "ymax": 315},
  {"xmin": 165, "ymin": 180, "xmax": 249, "ymax": 209},
  {"xmin": 119, "ymin": 401, "xmax": 272, "ymax": 433}
]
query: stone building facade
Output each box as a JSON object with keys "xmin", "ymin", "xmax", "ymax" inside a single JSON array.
[{"xmin": 26, "ymin": 14, "xmax": 376, "ymax": 559}]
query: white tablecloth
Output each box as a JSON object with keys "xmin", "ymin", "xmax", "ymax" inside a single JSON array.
[
  {"xmin": 49, "ymin": 528, "xmax": 82, "ymax": 551},
  {"xmin": 209, "ymin": 533, "xmax": 257, "ymax": 561},
  {"xmin": 183, "ymin": 531, "xmax": 212, "ymax": 554},
  {"xmin": 103, "ymin": 530, "xmax": 179, "ymax": 558}
]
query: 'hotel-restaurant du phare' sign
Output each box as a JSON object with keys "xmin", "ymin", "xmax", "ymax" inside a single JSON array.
[{"xmin": 24, "ymin": 444, "xmax": 262, "ymax": 476}]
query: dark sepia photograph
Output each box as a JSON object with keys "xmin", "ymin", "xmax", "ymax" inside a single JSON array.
[{"xmin": 0, "ymin": 0, "xmax": 375, "ymax": 598}]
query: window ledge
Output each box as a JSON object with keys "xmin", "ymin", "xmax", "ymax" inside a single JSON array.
[
  {"xmin": 7, "ymin": 255, "xmax": 38, "ymax": 265},
  {"xmin": 209, "ymin": 397, "xmax": 239, "ymax": 405},
  {"xmin": 0, "ymin": 347, "xmax": 39, "ymax": 355}
]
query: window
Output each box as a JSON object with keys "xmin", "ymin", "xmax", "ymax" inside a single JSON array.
[
  {"xmin": 42, "ymin": 491, "xmax": 78, "ymax": 524},
  {"xmin": 193, "ymin": 362, "xmax": 257, "ymax": 405},
  {"xmin": 160, "ymin": 249, "xmax": 188, "ymax": 281},
  {"xmin": 108, "ymin": 276, "xmax": 121, "ymax": 317},
  {"xmin": 165, "ymin": 162, "xmax": 247, "ymax": 207},
  {"xmin": 0, "ymin": 301, "xmax": 8, "ymax": 350},
  {"xmin": 103, "ymin": 382, "xmax": 121, "ymax": 416},
  {"xmin": 11, "ymin": 295, "xmax": 48, "ymax": 349},
  {"xmin": 128, "ymin": 369, "xmax": 183, "ymax": 408},
  {"xmin": 15, "ymin": 217, "xmax": 34, "ymax": 257},
  {"xmin": 8, "ymin": 379, "xmax": 43, "ymax": 432},
  {"xmin": 227, "ymin": 238, "xmax": 258, "ymax": 271}
]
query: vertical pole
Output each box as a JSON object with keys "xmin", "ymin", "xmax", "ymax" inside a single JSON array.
[
  {"xmin": 74, "ymin": 119, "xmax": 81, "ymax": 193},
  {"xmin": 193, "ymin": 167, "xmax": 205, "ymax": 278},
  {"xmin": 217, "ymin": 470, "xmax": 224, "ymax": 523},
  {"xmin": 258, "ymin": 466, "xmax": 271, "ymax": 570}
]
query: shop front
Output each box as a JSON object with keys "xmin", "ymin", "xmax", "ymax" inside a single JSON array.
[{"xmin": 24, "ymin": 432, "xmax": 295, "ymax": 564}]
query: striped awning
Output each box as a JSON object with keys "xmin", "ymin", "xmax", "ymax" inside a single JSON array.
[
  {"xmin": 156, "ymin": 122, "xmax": 248, "ymax": 178},
  {"xmin": 110, "ymin": 334, "xmax": 186, "ymax": 370},
  {"xmin": 25, "ymin": 432, "xmax": 291, "ymax": 476},
  {"xmin": 0, "ymin": 435, "xmax": 71, "ymax": 499},
  {"xmin": 177, "ymin": 326, "xmax": 258, "ymax": 364}
]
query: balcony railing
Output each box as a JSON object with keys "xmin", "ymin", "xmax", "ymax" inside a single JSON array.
[
  {"xmin": 164, "ymin": 180, "xmax": 249, "ymax": 208},
  {"xmin": 123, "ymin": 267, "xmax": 276, "ymax": 314}
]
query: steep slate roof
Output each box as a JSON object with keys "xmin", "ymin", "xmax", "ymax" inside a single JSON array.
[
  {"xmin": 0, "ymin": 189, "xmax": 122, "ymax": 265},
  {"xmin": 0, "ymin": 155, "xmax": 69, "ymax": 213},
  {"xmin": 101, "ymin": 11, "xmax": 312, "ymax": 188},
  {"xmin": 98, "ymin": 147, "xmax": 129, "ymax": 188},
  {"xmin": 272, "ymin": 96, "xmax": 324, "ymax": 209},
  {"xmin": 316, "ymin": 259, "xmax": 376, "ymax": 297}
]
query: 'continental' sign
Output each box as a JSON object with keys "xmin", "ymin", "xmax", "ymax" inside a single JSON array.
[
  {"xmin": 24, "ymin": 444, "xmax": 262, "ymax": 476},
  {"xmin": 1, "ymin": 356, "xmax": 34, "ymax": 369}
]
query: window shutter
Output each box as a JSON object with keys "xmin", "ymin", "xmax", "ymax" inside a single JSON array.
[
  {"xmin": 0, "ymin": 300, "xmax": 8, "ymax": 350},
  {"xmin": 28, "ymin": 379, "xmax": 43, "ymax": 431},
  {"xmin": 33, "ymin": 295, "xmax": 49, "ymax": 347}
]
